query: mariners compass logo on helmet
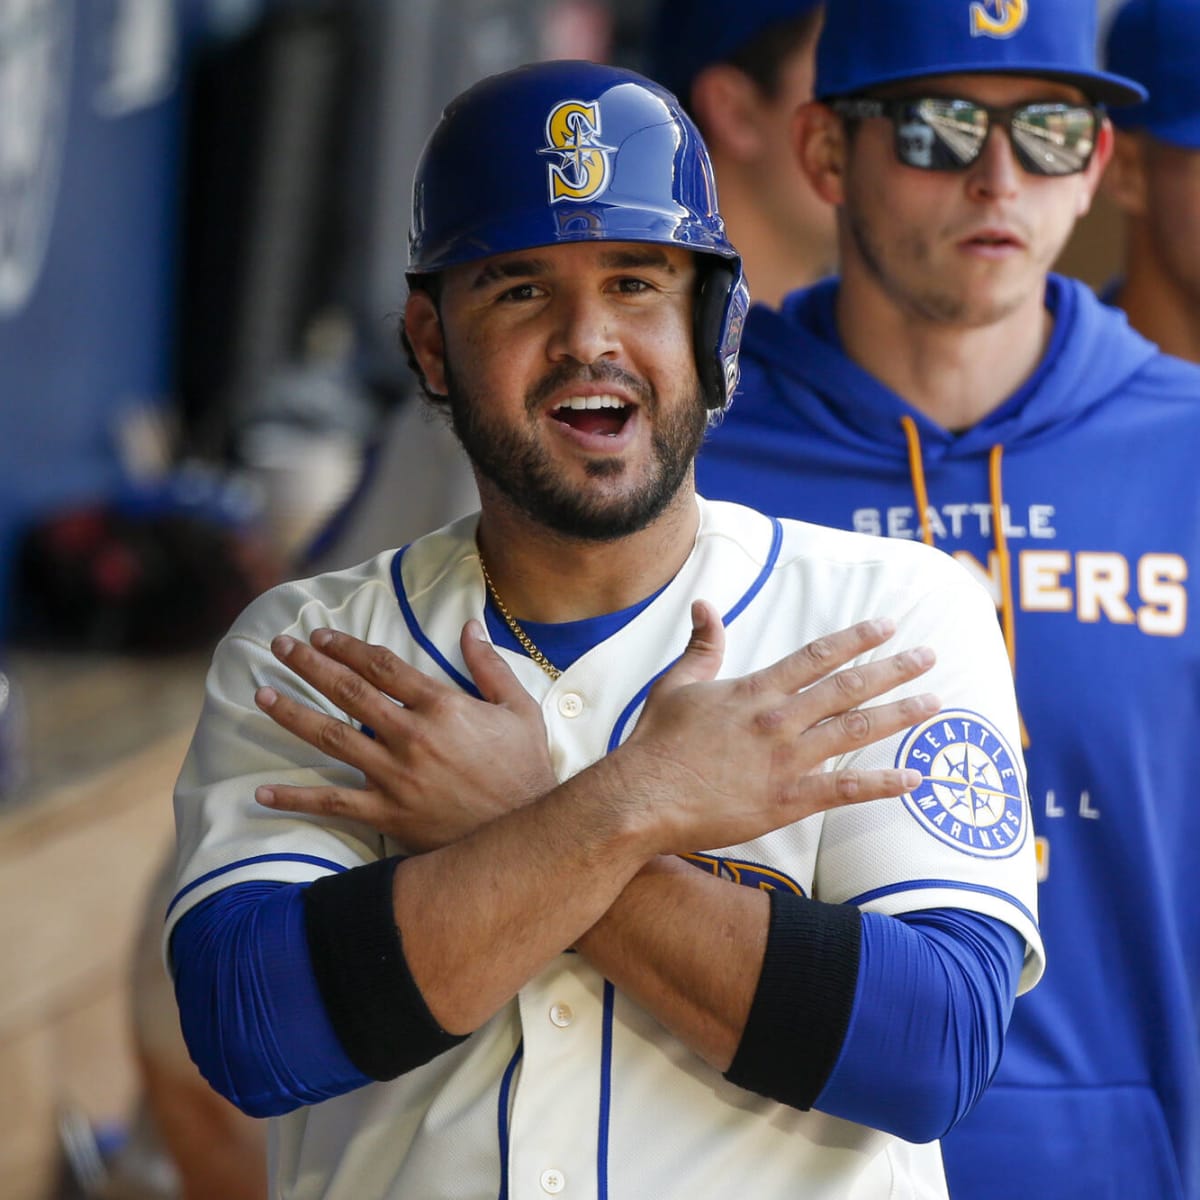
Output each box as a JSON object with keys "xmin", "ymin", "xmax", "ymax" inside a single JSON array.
[
  {"xmin": 970, "ymin": 0, "xmax": 1027, "ymax": 39},
  {"xmin": 897, "ymin": 709, "xmax": 1027, "ymax": 857},
  {"xmin": 540, "ymin": 99, "xmax": 615, "ymax": 203}
]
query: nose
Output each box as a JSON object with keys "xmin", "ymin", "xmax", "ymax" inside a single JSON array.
[
  {"xmin": 545, "ymin": 287, "xmax": 620, "ymax": 366},
  {"xmin": 965, "ymin": 124, "xmax": 1021, "ymax": 201}
]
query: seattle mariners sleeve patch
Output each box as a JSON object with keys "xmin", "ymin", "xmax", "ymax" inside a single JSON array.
[{"xmin": 895, "ymin": 709, "xmax": 1027, "ymax": 857}]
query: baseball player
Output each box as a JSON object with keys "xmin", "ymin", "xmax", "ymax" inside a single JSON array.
[
  {"xmin": 1102, "ymin": 0, "xmax": 1200, "ymax": 364},
  {"xmin": 167, "ymin": 61, "xmax": 1042, "ymax": 1199},
  {"xmin": 695, "ymin": 1, "xmax": 1200, "ymax": 1197}
]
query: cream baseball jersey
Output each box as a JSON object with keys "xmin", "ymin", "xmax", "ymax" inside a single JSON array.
[{"xmin": 168, "ymin": 497, "xmax": 1043, "ymax": 1200}]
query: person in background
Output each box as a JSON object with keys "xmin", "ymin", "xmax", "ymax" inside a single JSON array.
[
  {"xmin": 696, "ymin": 0, "xmax": 1200, "ymax": 1196},
  {"xmin": 645, "ymin": 0, "xmax": 835, "ymax": 306},
  {"xmin": 1102, "ymin": 0, "xmax": 1200, "ymax": 362}
]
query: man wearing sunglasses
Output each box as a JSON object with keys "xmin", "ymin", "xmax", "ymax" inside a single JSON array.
[{"xmin": 697, "ymin": 0, "xmax": 1200, "ymax": 1197}]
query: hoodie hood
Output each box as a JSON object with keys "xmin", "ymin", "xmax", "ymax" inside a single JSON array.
[
  {"xmin": 713, "ymin": 273, "xmax": 1163, "ymax": 752},
  {"xmin": 738, "ymin": 274, "xmax": 1160, "ymax": 465},
  {"xmin": 698, "ymin": 224, "xmax": 1200, "ymax": 1200}
]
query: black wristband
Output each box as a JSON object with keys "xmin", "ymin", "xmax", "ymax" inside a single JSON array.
[
  {"xmin": 724, "ymin": 889, "xmax": 862, "ymax": 1110},
  {"xmin": 303, "ymin": 857, "xmax": 468, "ymax": 1080}
]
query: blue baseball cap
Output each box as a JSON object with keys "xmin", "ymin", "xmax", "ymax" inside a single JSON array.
[
  {"xmin": 815, "ymin": 0, "xmax": 1147, "ymax": 106},
  {"xmin": 1106, "ymin": 0, "xmax": 1200, "ymax": 147},
  {"xmin": 646, "ymin": 0, "xmax": 823, "ymax": 103}
]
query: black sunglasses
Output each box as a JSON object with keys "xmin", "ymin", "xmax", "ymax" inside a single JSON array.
[{"xmin": 831, "ymin": 96, "xmax": 1100, "ymax": 177}]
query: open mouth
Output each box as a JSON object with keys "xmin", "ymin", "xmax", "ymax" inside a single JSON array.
[{"xmin": 551, "ymin": 394, "xmax": 633, "ymax": 437}]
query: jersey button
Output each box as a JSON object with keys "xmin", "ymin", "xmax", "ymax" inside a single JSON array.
[
  {"xmin": 540, "ymin": 1168, "xmax": 566, "ymax": 1194},
  {"xmin": 557, "ymin": 692, "xmax": 584, "ymax": 718},
  {"xmin": 549, "ymin": 1002, "xmax": 574, "ymax": 1028}
]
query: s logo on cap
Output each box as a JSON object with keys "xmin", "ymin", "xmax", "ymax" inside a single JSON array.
[
  {"xmin": 970, "ymin": 0, "xmax": 1027, "ymax": 39},
  {"xmin": 541, "ymin": 100, "xmax": 614, "ymax": 203}
]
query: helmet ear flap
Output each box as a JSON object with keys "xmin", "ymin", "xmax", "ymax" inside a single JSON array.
[{"xmin": 695, "ymin": 259, "xmax": 750, "ymax": 411}]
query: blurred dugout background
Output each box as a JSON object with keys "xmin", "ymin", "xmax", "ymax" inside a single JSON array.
[{"xmin": 0, "ymin": 1, "xmax": 1128, "ymax": 1197}]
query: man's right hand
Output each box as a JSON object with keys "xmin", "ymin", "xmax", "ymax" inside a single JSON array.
[{"xmin": 254, "ymin": 621, "xmax": 556, "ymax": 852}]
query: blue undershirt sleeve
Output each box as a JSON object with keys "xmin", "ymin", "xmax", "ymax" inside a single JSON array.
[
  {"xmin": 816, "ymin": 907, "xmax": 1024, "ymax": 1143},
  {"xmin": 170, "ymin": 880, "xmax": 371, "ymax": 1118}
]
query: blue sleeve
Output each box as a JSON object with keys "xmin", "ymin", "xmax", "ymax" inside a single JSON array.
[
  {"xmin": 170, "ymin": 881, "xmax": 371, "ymax": 1118},
  {"xmin": 815, "ymin": 907, "xmax": 1024, "ymax": 1142}
]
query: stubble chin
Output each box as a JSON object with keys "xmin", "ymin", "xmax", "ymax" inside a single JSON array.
[
  {"xmin": 907, "ymin": 280, "xmax": 1029, "ymax": 328},
  {"xmin": 851, "ymin": 209, "xmax": 1039, "ymax": 329},
  {"xmin": 881, "ymin": 255, "xmax": 1035, "ymax": 329}
]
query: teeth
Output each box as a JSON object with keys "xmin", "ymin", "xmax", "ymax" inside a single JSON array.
[{"xmin": 554, "ymin": 394, "xmax": 626, "ymax": 411}]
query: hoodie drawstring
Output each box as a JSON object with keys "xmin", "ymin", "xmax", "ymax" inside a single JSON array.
[
  {"xmin": 901, "ymin": 415, "xmax": 935, "ymax": 548},
  {"xmin": 899, "ymin": 416, "xmax": 1030, "ymax": 749},
  {"xmin": 900, "ymin": 416, "xmax": 936, "ymax": 551}
]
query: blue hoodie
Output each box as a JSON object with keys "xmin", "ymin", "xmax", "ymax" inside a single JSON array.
[{"xmin": 697, "ymin": 274, "xmax": 1200, "ymax": 1200}]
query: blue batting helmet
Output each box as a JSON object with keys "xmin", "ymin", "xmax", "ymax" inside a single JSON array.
[{"xmin": 407, "ymin": 60, "xmax": 749, "ymax": 411}]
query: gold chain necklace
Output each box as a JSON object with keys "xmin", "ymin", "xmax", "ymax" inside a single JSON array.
[{"xmin": 478, "ymin": 556, "xmax": 562, "ymax": 680}]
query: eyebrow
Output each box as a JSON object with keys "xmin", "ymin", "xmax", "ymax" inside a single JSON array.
[
  {"xmin": 597, "ymin": 247, "xmax": 677, "ymax": 271},
  {"xmin": 468, "ymin": 246, "xmax": 679, "ymax": 290},
  {"xmin": 469, "ymin": 257, "xmax": 551, "ymax": 289}
]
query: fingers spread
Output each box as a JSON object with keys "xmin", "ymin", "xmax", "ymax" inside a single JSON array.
[
  {"xmin": 460, "ymin": 620, "xmax": 538, "ymax": 711},
  {"xmin": 271, "ymin": 636, "xmax": 390, "ymax": 732},
  {"xmin": 653, "ymin": 599, "xmax": 726, "ymax": 695},
  {"xmin": 256, "ymin": 684, "xmax": 391, "ymax": 779},
  {"xmin": 788, "ymin": 645, "xmax": 936, "ymax": 729},
  {"xmin": 792, "ymin": 764, "xmax": 925, "ymax": 810},
  {"xmin": 793, "ymin": 691, "xmax": 941, "ymax": 766},
  {"xmin": 256, "ymin": 781, "xmax": 381, "ymax": 825},
  {"xmin": 308, "ymin": 629, "xmax": 441, "ymax": 707},
  {"xmin": 761, "ymin": 618, "xmax": 899, "ymax": 697}
]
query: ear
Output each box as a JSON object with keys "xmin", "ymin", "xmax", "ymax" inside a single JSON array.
[
  {"xmin": 793, "ymin": 100, "xmax": 847, "ymax": 205},
  {"xmin": 1100, "ymin": 126, "xmax": 1149, "ymax": 218},
  {"xmin": 1068, "ymin": 116, "xmax": 1115, "ymax": 219},
  {"xmin": 690, "ymin": 64, "xmax": 767, "ymax": 160},
  {"xmin": 404, "ymin": 289, "xmax": 448, "ymax": 396}
]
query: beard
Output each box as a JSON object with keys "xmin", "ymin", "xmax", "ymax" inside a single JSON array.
[{"xmin": 445, "ymin": 359, "xmax": 707, "ymax": 542}]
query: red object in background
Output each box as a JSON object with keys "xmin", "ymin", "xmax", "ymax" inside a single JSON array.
[{"xmin": 13, "ymin": 503, "xmax": 282, "ymax": 654}]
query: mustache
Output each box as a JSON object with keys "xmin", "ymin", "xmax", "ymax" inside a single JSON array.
[{"xmin": 526, "ymin": 362, "xmax": 652, "ymax": 412}]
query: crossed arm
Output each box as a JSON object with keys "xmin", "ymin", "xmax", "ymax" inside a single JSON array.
[
  {"xmin": 172, "ymin": 603, "xmax": 1022, "ymax": 1137},
  {"xmin": 249, "ymin": 602, "xmax": 935, "ymax": 1060}
]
